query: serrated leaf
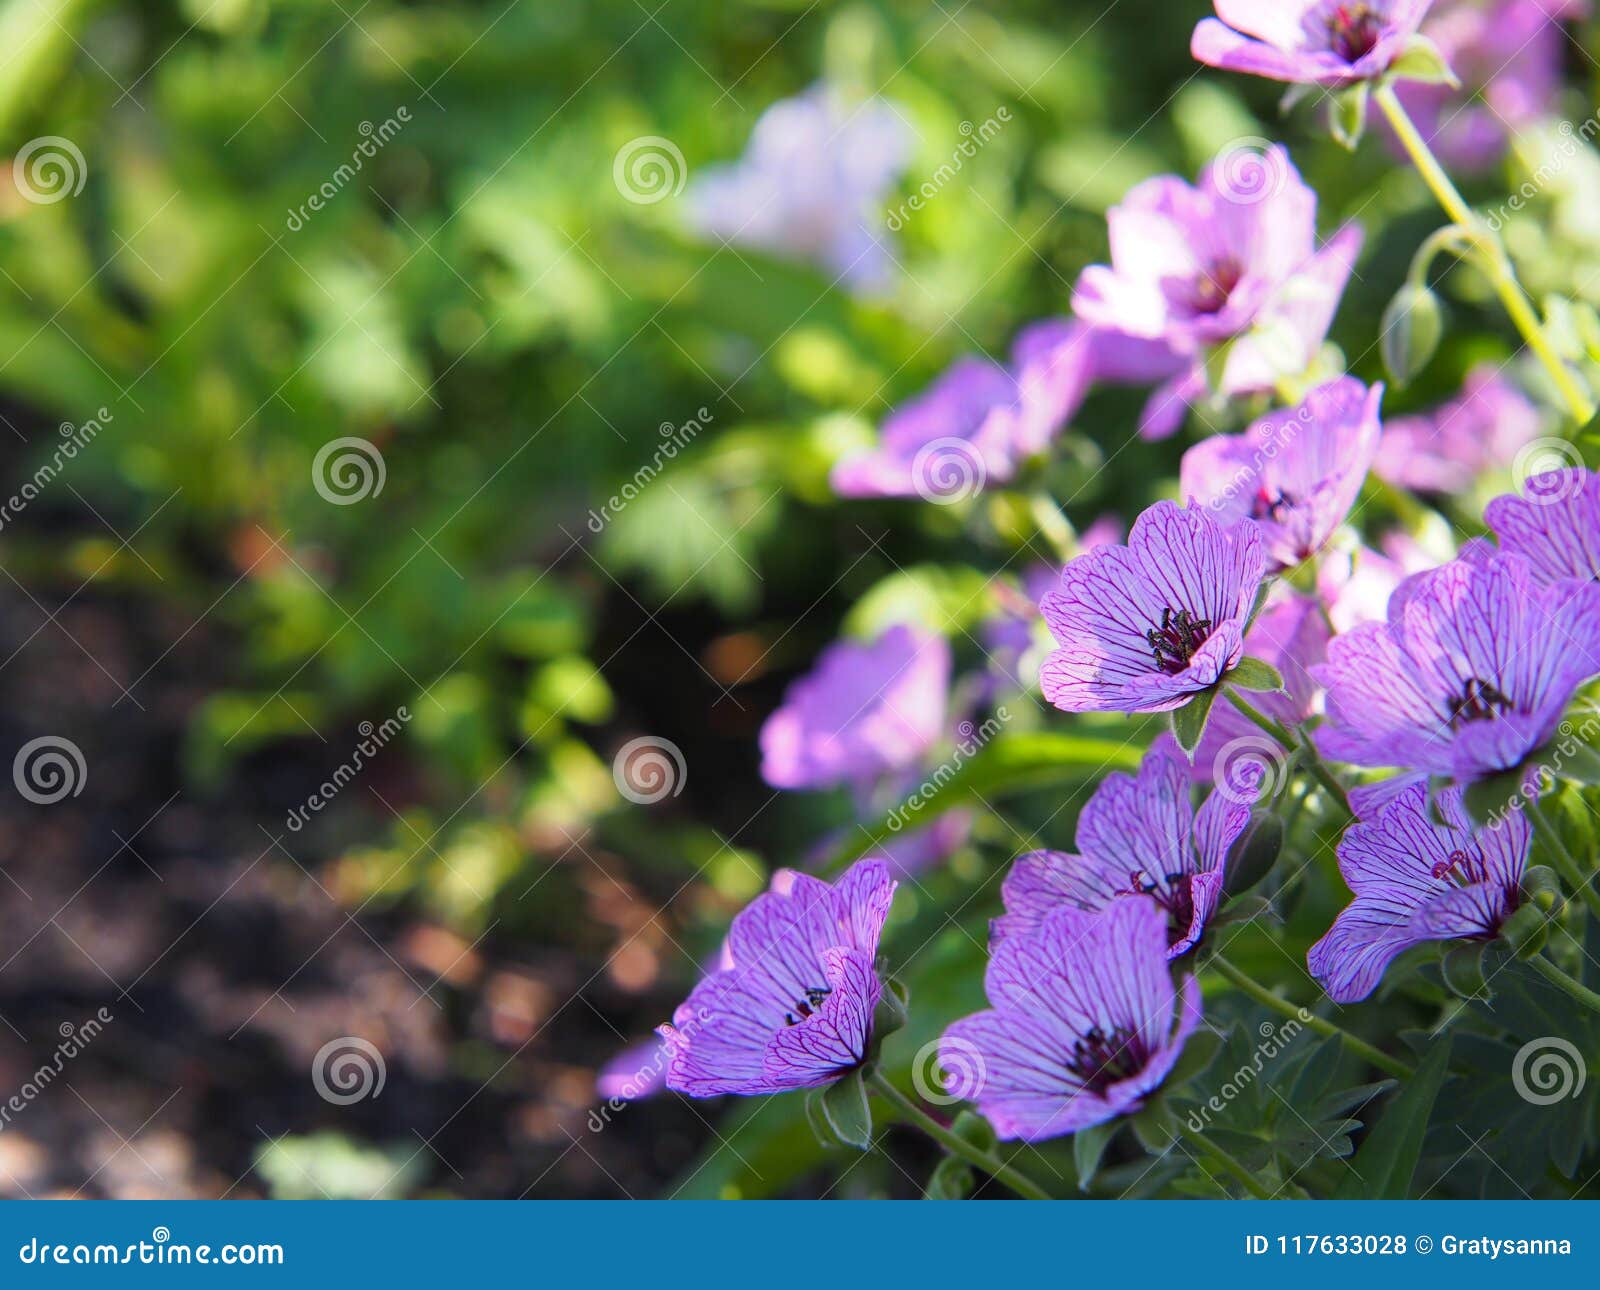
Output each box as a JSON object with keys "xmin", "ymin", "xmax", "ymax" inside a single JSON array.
[
  {"xmin": 1165, "ymin": 1026, "xmax": 1225, "ymax": 1091},
  {"xmin": 1170, "ymin": 686, "xmax": 1218, "ymax": 756},
  {"xmin": 1228, "ymin": 657, "xmax": 1284, "ymax": 692},
  {"xmin": 1335, "ymin": 1036, "xmax": 1452, "ymax": 1199}
]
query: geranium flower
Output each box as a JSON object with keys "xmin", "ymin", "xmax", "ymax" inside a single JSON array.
[
  {"xmin": 1192, "ymin": 1, "xmax": 1435, "ymax": 87},
  {"xmin": 994, "ymin": 742, "xmax": 1252, "ymax": 956},
  {"xmin": 660, "ymin": 859, "xmax": 897, "ymax": 1096},
  {"xmin": 1313, "ymin": 551, "xmax": 1600, "ymax": 781},
  {"xmin": 1040, "ymin": 499, "xmax": 1266, "ymax": 713},
  {"xmin": 1391, "ymin": 0, "xmax": 1587, "ymax": 171},
  {"xmin": 1485, "ymin": 467, "xmax": 1600, "ymax": 586},
  {"xmin": 831, "ymin": 321, "xmax": 1095, "ymax": 500},
  {"xmin": 1072, "ymin": 147, "xmax": 1361, "ymax": 438},
  {"xmin": 1374, "ymin": 365, "xmax": 1543, "ymax": 493},
  {"xmin": 1308, "ymin": 780, "xmax": 1529, "ymax": 1001},
  {"xmin": 941, "ymin": 899, "xmax": 1202, "ymax": 1141},
  {"xmin": 760, "ymin": 623, "xmax": 950, "ymax": 789},
  {"xmin": 1181, "ymin": 377, "xmax": 1383, "ymax": 570},
  {"xmin": 688, "ymin": 85, "xmax": 911, "ymax": 292}
]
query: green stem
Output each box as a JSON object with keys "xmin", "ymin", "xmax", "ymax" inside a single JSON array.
[
  {"xmin": 1529, "ymin": 954, "xmax": 1600, "ymax": 1015},
  {"xmin": 1373, "ymin": 84, "xmax": 1594, "ymax": 424},
  {"xmin": 1210, "ymin": 955, "xmax": 1413, "ymax": 1080},
  {"xmin": 867, "ymin": 1070, "xmax": 1051, "ymax": 1200},
  {"xmin": 1222, "ymin": 687, "xmax": 1351, "ymax": 816},
  {"xmin": 1177, "ymin": 1123, "xmax": 1273, "ymax": 1199},
  {"xmin": 1526, "ymin": 798, "xmax": 1600, "ymax": 923},
  {"xmin": 1027, "ymin": 491, "xmax": 1075, "ymax": 564}
]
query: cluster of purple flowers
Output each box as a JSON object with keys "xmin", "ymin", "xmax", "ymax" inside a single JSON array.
[{"xmin": 619, "ymin": 0, "xmax": 1600, "ymax": 1177}]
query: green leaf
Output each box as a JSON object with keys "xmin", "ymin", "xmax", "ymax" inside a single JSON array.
[
  {"xmin": 1387, "ymin": 34, "xmax": 1460, "ymax": 87},
  {"xmin": 1170, "ymin": 687, "xmax": 1218, "ymax": 756},
  {"xmin": 950, "ymin": 1110, "xmax": 997, "ymax": 1152},
  {"xmin": 823, "ymin": 732, "xmax": 1142, "ymax": 869},
  {"xmin": 1330, "ymin": 81, "xmax": 1370, "ymax": 149},
  {"xmin": 1334, "ymin": 1035, "xmax": 1452, "ymax": 1199},
  {"xmin": 813, "ymin": 1070, "xmax": 874, "ymax": 1151},
  {"xmin": 924, "ymin": 1154, "xmax": 974, "ymax": 1200},
  {"xmin": 1380, "ymin": 283, "xmax": 1443, "ymax": 386},
  {"xmin": 1164, "ymin": 1026, "xmax": 1224, "ymax": 1091},
  {"xmin": 1228, "ymin": 657, "xmax": 1283, "ymax": 692},
  {"xmin": 1223, "ymin": 811, "xmax": 1283, "ymax": 897},
  {"xmin": 1462, "ymin": 769, "xmax": 1525, "ymax": 826},
  {"xmin": 1073, "ymin": 1120, "xmax": 1118, "ymax": 1192}
]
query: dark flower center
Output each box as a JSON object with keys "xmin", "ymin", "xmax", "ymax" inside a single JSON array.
[
  {"xmin": 1190, "ymin": 258, "xmax": 1243, "ymax": 315},
  {"xmin": 1326, "ymin": 4, "xmax": 1383, "ymax": 62},
  {"xmin": 1067, "ymin": 1024, "xmax": 1148, "ymax": 1095},
  {"xmin": 1249, "ymin": 485, "xmax": 1296, "ymax": 522},
  {"xmin": 1125, "ymin": 869, "xmax": 1196, "ymax": 946},
  {"xmin": 783, "ymin": 985, "xmax": 831, "ymax": 1026},
  {"xmin": 1448, "ymin": 677, "xmax": 1514, "ymax": 728},
  {"xmin": 1147, "ymin": 606, "xmax": 1213, "ymax": 675}
]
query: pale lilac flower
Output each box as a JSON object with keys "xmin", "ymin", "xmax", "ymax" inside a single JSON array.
[
  {"xmin": 1192, "ymin": 1, "xmax": 1435, "ymax": 87},
  {"xmin": 1309, "ymin": 780, "xmax": 1529, "ymax": 1001},
  {"xmin": 760, "ymin": 624, "xmax": 950, "ymax": 790},
  {"xmin": 1485, "ymin": 467, "xmax": 1600, "ymax": 586},
  {"xmin": 1073, "ymin": 149, "xmax": 1361, "ymax": 438},
  {"xmin": 995, "ymin": 742, "xmax": 1252, "ymax": 956},
  {"xmin": 832, "ymin": 321, "xmax": 1095, "ymax": 499},
  {"xmin": 941, "ymin": 899, "xmax": 1202, "ymax": 1141},
  {"xmin": 660, "ymin": 859, "xmax": 896, "ymax": 1096},
  {"xmin": 1375, "ymin": 365, "xmax": 1543, "ymax": 493},
  {"xmin": 1313, "ymin": 551, "xmax": 1600, "ymax": 781},
  {"xmin": 1316, "ymin": 531, "xmax": 1440, "ymax": 631},
  {"xmin": 688, "ymin": 85, "xmax": 911, "ymax": 292},
  {"xmin": 1040, "ymin": 500, "xmax": 1267, "ymax": 713},
  {"xmin": 1392, "ymin": 1, "xmax": 1588, "ymax": 171},
  {"xmin": 1181, "ymin": 378, "xmax": 1383, "ymax": 570}
]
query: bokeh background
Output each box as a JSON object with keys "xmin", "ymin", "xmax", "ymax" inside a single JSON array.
[{"xmin": 0, "ymin": 0, "xmax": 1596, "ymax": 1199}]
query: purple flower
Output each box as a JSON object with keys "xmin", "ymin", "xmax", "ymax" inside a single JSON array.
[
  {"xmin": 760, "ymin": 623, "xmax": 951, "ymax": 789},
  {"xmin": 995, "ymin": 742, "xmax": 1252, "ymax": 957},
  {"xmin": 941, "ymin": 899, "xmax": 1202, "ymax": 1141},
  {"xmin": 688, "ymin": 85, "xmax": 911, "ymax": 292},
  {"xmin": 1181, "ymin": 378, "xmax": 1383, "ymax": 570},
  {"xmin": 1313, "ymin": 551, "xmax": 1600, "ymax": 781},
  {"xmin": 1072, "ymin": 147, "xmax": 1361, "ymax": 438},
  {"xmin": 1375, "ymin": 365, "xmax": 1544, "ymax": 492},
  {"xmin": 832, "ymin": 320, "xmax": 1095, "ymax": 500},
  {"xmin": 1485, "ymin": 467, "xmax": 1600, "ymax": 587},
  {"xmin": 1040, "ymin": 499, "xmax": 1267, "ymax": 713},
  {"xmin": 1192, "ymin": 1, "xmax": 1434, "ymax": 87},
  {"xmin": 1308, "ymin": 780, "xmax": 1529, "ymax": 1002},
  {"xmin": 1189, "ymin": 591, "xmax": 1332, "ymax": 783},
  {"xmin": 1391, "ymin": 1, "xmax": 1588, "ymax": 171},
  {"xmin": 660, "ymin": 859, "xmax": 897, "ymax": 1096},
  {"xmin": 596, "ymin": 1040, "xmax": 670, "ymax": 1101}
]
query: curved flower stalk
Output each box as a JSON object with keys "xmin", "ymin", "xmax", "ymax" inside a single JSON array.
[
  {"xmin": 1308, "ymin": 780, "xmax": 1529, "ymax": 1001},
  {"xmin": 994, "ymin": 742, "xmax": 1252, "ymax": 956},
  {"xmin": 941, "ymin": 899, "xmax": 1202, "ymax": 1141},
  {"xmin": 660, "ymin": 859, "xmax": 897, "ymax": 1096},
  {"xmin": 1181, "ymin": 377, "xmax": 1383, "ymax": 570},
  {"xmin": 1313, "ymin": 551, "xmax": 1600, "ymax": 782},
  {"xmin": 759, "ymin": 623, "xmax": 951, "ymax": 789},
  {"xmin": 1039, "ymin": 500, "xmax": 1266, "ymax": 714},
  {"xmin": 1072, "ymin": 146, "xmax": 1361, "ymax": 438}
]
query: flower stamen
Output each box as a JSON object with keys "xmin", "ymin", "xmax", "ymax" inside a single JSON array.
[{"xmin": 1146, "ymin": 606, "xmax": 1214, "ymax": 675}]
